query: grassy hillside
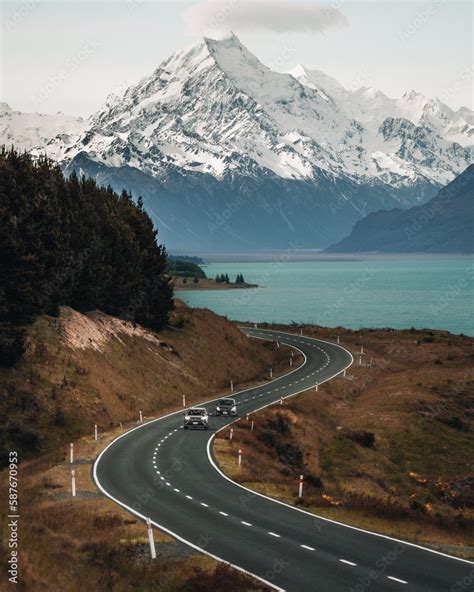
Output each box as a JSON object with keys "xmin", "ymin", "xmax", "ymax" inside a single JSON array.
[
  {"xmin": 0, "ymin": 303, "xmax": 301, "ymax": 591},
  {"xmin": 0, "ymin": 301, "xmax": 290, "ymax": 466},
  {"xmin": 215, "ymin": 324, "xmax": 474, "ymax": 558}
]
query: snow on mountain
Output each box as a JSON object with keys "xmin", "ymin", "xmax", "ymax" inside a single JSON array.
[
  {"xmin": 2, "ymin": 34, "xmax": 472, "ymax": 250},
  {"xmin": 58, "ymin": 34, "xmax": 471, "ymax": 192},
  {"xmin": 0, "ymin": 102, "xmax": 86, "ymax": 156}
]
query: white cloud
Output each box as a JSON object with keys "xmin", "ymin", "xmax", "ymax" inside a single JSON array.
[{"xmin": 181, "ymin": 1, "xmax": 348, "ymax": 37}]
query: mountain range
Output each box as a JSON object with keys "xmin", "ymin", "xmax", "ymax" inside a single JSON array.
[
  {"xmin": 326, "ymin": 164, "xmax": 473, "ymax": 253},
  {"xmin": 1, "ymin": 33, "xmax": 472, "ymax": 250}
]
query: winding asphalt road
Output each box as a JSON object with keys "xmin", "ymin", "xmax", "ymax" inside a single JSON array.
[{"xmin": 93, "ymin": 328, "xmax": 473, "ymax": 591}]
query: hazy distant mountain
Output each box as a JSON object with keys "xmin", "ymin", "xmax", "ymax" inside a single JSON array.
[
  {"xmin": 2, "ymin": 34, "xmax": 472, "ymax": 250},
  {"xmin": 0, "ymin": 102, "xmax": 86, "ymax": 156},
  {"xmin": 325, "ymin": 165, "xmax": 474, "ymax": 253}
]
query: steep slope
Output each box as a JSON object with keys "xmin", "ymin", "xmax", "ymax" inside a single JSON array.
[
  {"xmin": 0, "ymin": 301, "xmax": 285, "ymax": 465},
  {"xmin": 325, "ymin": 165, "xmax": 474, "ymax": 253}
]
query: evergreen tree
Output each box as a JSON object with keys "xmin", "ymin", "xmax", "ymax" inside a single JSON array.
[
  {"xmin": 215, "ymin": 274, "xmax": 221, "ymax": 283},
  {"xmin": 0, "ymin": 147, "xmax": 174, "ymax": 366},
  {"xmin": 224, "ymin": 274, "xmax": 230, "ymax": 284}
]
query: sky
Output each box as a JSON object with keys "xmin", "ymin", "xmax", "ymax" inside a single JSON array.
[{"xmin": 1, "ymin": 0, "xmax": 472, "ymax": 117}]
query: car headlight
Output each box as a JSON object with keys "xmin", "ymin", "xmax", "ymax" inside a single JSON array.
[
  {"xmin": 216, "ymin": 406, "xmax": 220, "ymax": 411},
  {"xmin": 232, "ymin": 406, "xmax": 236, "ymax": 411},
  {"xmin": 184, "ymin": 416, "xmax": 190, "ymax": 421}
]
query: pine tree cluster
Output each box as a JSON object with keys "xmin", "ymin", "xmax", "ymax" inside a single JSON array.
[
  {"xmin": 215, "ymin": 273, "xmax": 230, "ymax": 284},
  {"xmin": 0, "ymin": 148, "xmax": 174, "ymax": 366},
  {"xmin": 235, "ymin": 273, "xmax": 245, "ymax": 284}
]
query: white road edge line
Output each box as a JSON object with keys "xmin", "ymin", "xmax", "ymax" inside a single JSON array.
[
  {"xmin": 206, "ymin": 328, "xmax": 472, "ymax": 566},
  {"xmin": 92, "ymin": 328, "xmax": 470, "ymax": 592}
]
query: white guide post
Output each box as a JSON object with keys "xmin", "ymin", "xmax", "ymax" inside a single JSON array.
[
  {"xmin": 280, "ymin": 397, "xmax": 283, "ymax": 405},
  {"xmin": 238, "ymin": 449, "xmax": 242, "ymax": 466},
  {"xmin": 147, "ymin": 517, "xmax": 156, "ymax": 559},
  {"xmin": 230, "ymin": 380, "xmax": 234, "ymax": 393},
  {"xmin": 69, "ymin": 442, "xmax": 74, "ymax": 464},
  {"xmin": 300, "ymin": 328, "xmax": 303, "ymax": 335},
  {"xmin": 182, "ymin": 394, "xmax": 186, "ymax": 407},
  {"xmin": 315, "ymin": 383, "xmax": 318, "ymax": 392},
  {"xmin": 337, "ymin": 335, "xmax": 340, "ymax": 344},
  {"xmin": 139, "ymin": 410, "xmax": 143, "ymax": 423},
  {"xmin": 246, "ymin": 414, "xmax": 249, "ymax": 421},
  {"xmin": 290, "ymin": 358, "xmax": 293, "ymax": 367},
  {"xmin": 270, "ymin": 367, "xmax": 273, "ymax": 379},
  {"xmin": 298, "ymin": 475, "xmax": 304, "ymax": 498},
  {"xmin": 359, "ymin": 356, "xmax": 362, "ymax": 366},
  {"xmin": 343, "ymin": 369, "xmax": 346, "ymax": 377},
  {"xmin": 361, "ymin": 345, "xmax": 364, "ymax": 354},
  {"xmin": 71, "ymin": 469, "xmax": 76, "ymax": 497},
  {"xmin": 229, "ymin": 428, "xmax": 233, "ymax": 440},
  {"xmin": 94, "ymin": 424, "xmax": 98, "ymax": 441},
  {"xmin": 251, "ymin": 421, "xmax": 254, "ymax": 432}
]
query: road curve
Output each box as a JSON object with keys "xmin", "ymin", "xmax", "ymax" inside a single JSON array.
[{"xmin": 93, "ymin": 328, "xmax": 472, "ymax": 592}]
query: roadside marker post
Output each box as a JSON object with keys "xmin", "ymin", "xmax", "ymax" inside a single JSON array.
[
  {"xmin": 230, "ymin": 380, "xmax": 234, "ymax": 393},
  {"xmin": 360, "ymin": 345, "xmax": 364, "ymax": 354},
  {"xmin": 290, "ymin": 358, "xmax": 293, "ymax": 367},
  {"xmin": 238, "ymin": 449, "xmax": 242, "ymax": 466},
  {"xmin": 337, "ymin": 335, "xmax": 340, "ymax": 344},
  {"xmin": 359, "ymin": 356, "xmax": 362, "ymax": 366},
  {"xmin": 147, "ymin": 517, "xmax": 157, "ymax": 559},
  {"xmin": 182, "ymin": 394, "xmax": 186, "ymax": 407},
  {"xmin": 315, "ymin": 383, "xmax": 318, "ymax": 392},
  {"xmin": 276, "ymin": 341, "xmax": 280, "ymax": 348},
  {"xmin": 94, "ymin": 424, "xmax": 98, "ymax": 441},
  {"xmin": 246, "ymin": 413, "xmax": 249, "ymax": 421},
  {"xmin": 270, "ymin": 367, "xmax": 273, "ymax": 378},
  {"xmin": 119, "ymin": 422, "xmax": 123, "ymax": 429},
  {"xmin": 298, "ymin": 475, "xmax": 304, "ymax": 498},
  {"xmin": 69, "ymin": 443, "xmax": 74, "ymax": 464},
  {"xmin": 139, "ymin": 410, "xmax": 143, "ymax": 423},
  {"xmin": 343, "ymin": 369, "xmax": 346, "ymax": 377},
  {"xmin": 251, "ymin": 421, "xmax": 254, "ymax": 432},
  {"xmin": 300, "ymin": 328, "xmax": 303, "ymax": 336},
  {"xmin": 280, "ymin": 397, "xmax": 283, "ymax": 405},
  {"xmin": 254, "ymin": 323, "xmax": 258, "ymax": 329},
  {"xmin": 229, "ymin": 428, "xmax": 233, "ymax": 440},
  {"xmin": 71, "ymin": 469, "xmax": 76, "ymax": 497}
]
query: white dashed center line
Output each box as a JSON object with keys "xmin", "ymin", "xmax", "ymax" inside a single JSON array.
[
  {"xmin": 186, "ymin": 495, "xmax": 193, "ymax": 500},
  {"xmin": 301, "ymin": 545, "xmax": 315, "ymax": 551},
  {"xmin": 219, "ymin": 511, "xmax": 229, "ymax": 516},
  {"xmin": 268, "ymin": 532, "xmax": 281, "ymax": 538},
  {"xmin": 200, "ymin": 502, "xmax": 209, "ymax": 507},
  {"xmin": 387, "ymin": 576, "xmax": 408, "ymax": 585},
  {"xmin": 241, "ymin": 521, "xmax": 252, "ymax": 526},
  {"xmin": 339, "ymin": 559, "xmax": 357, "ymax": 566}
]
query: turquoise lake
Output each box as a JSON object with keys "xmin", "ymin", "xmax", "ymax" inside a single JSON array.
[{"xmin": 176, "ymin": 258, "xmax": 473, "ymax": 335}]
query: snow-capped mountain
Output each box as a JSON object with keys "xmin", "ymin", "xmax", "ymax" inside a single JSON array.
[
  {"xmin": 0, "ymin": 102, "xmax": 86, "ymax": 155},
  {"xmin": 3, "ymin": 34, "xmax": 472, "ymax": 249}
]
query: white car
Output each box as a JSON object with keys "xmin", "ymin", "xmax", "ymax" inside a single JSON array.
[{"xmin": 184, "ymin": 407, "xmax": 209, "ymax": 429}]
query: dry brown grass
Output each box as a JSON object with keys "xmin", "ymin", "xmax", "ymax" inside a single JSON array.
[{"xmin": 215, "ymin": 325, "xmax": 474, "ymax": 559}]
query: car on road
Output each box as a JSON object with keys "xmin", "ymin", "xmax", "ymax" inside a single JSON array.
[
  {"xmin": 184, "ymin": 407, "xmax": 209, "ymax": 429},
  {"xmin": 215, "ymin": 398, "xmax": 238, "ymax": 417}
]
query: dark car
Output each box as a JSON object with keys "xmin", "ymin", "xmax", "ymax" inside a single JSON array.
[{"xmin": 215, "ymin": 398, "xmax": 237, "ymax": 417}]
